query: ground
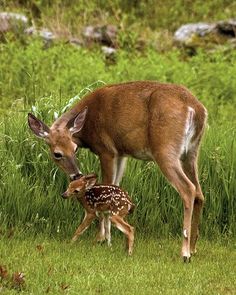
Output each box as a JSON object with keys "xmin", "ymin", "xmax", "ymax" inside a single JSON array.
[{"xmin": 0, "ymin": 234, "xmax": 235, "ymax": 294}]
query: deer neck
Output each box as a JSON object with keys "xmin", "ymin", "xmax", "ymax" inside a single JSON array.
[{"xmin": 77, "ymin": 192, "xmax": 93, "ymax": 211}]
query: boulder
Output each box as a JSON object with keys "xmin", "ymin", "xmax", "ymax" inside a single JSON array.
[
  {"xmin": 101, "ymin": 46, "xmax": 117, "ymax": 64},
  {"xmin": 216, "ymin": 20, "xmax": 236, "ymax": 37},
  {"xmin": 174, "ymin": 20, "xmax": 236, "ymax": 49},
  {"xmin": 0, "ymin": 12, "xmax": 28, "ymax": 34},
  {"xmin": 83, "ymin": 25, "xmax": 117, "ymax": 47},
  {"xmin": 25, "ymin": 26, "xmax": 56, "ymax": 46}
]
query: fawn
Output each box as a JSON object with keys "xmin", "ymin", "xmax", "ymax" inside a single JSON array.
[{"xmin": 62, "ymin": 174, "xmax": 135, "ymax": 255}]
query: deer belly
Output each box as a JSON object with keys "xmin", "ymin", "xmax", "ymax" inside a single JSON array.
[
  {"xmin": 133, "ymin": 149, "xmax": 154, "ymax": 161},
  {"xmin": 94, "ymin": 203, "xmax": 111, "ymax": 213}
]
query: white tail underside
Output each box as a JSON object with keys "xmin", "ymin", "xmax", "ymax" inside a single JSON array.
[{"xmin": 181, "ymin": 106, "xmax": 196, "ymax": 155}]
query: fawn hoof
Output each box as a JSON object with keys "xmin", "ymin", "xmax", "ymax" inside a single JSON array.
[
  {"xmin": 128, "ymin": 247, "xmax": 133, "ymax": 256},
  {"xmin": 183, "ymin": 256, "xmax": 191, "ymax": 263},
  {"xmin": 71, "ymin": 237, "xmax": 77, "ymax": 244},
  {"xmin": 190, "ymin": 248, "xmax": 197, "ymax": 256},
  {"xmin": 96, "ymin": 238, "xmax": 106, "ymax": 244}
]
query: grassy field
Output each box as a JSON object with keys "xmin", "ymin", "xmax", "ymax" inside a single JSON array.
[
  {"xmin": 0, "ymin": 1, "xmax": 236, "ymax": 294},
  {"xmin": 0, "ymin": 41, "xmax": 235, "ymax": 237},
  {"xmin": 0, "ymin": 234, "xmax": 236, "ymax": 294}
]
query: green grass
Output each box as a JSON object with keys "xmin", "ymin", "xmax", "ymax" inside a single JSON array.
[
  {"xmin": 2, "ymin": 0, "xmax": 236, "ymax": 32},
  {"xmin": 0, "ymin": 42, "xmax": 235, "ymax": 235},
  {"xmin": 0, "ymin": 234, "xmax": 235, "ymax": 294},
  {"xmin": 0, "ymin": 2, "xmax": 235, "ymax": 294},
  {"xmin": 0, "ymin": 111, "xmax": 235, "ymax": 237},
  {"xmin": 1, "ymin": 40, "xmax": 236, "ymax": 121}
]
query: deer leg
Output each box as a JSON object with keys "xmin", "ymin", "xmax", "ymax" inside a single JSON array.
[
  {"xmin": 95, "ymin": 216, "xmax": 106, "ymax": 243},
  {"xmin": 96, "ymin": 153, "xmax": 118, "ymax": 242},
  {"xmin": 110, "ymin": 215, "xmax": 134, "ymax": 255},
  {"xmin": 181, "ymin": 150, "xmax": 205, "ymax": 255},
  {"xmin": 154, "ymin": 155, "xmax": 196, "ymax": 262},
  {"xmin": 71, "ymin": 213, "xmax": 95, "ymax": 242},
  {"xmin": 114, "ymin": 156, "xmax": 127, "ymax": 185},
  {"xmin": 99, "ymin": 152, "xmax": 118, "ymax": 184}
]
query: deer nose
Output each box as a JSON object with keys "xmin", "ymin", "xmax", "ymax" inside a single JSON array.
[{"xmin": 70, "ymin": 173, "xmax": 83, "ymax": 181}]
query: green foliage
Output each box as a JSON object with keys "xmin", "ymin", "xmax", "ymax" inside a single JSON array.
[
  {"xmin": 0, "ymin": 39, "xmax": 235, "ymax": 237},
  {"xmin": 1, "ymin": 40, "xmax": 236, "ymax": 120},
  {"xmin": 2, "ymin": 0, "xmax": 235, "ymax": 31}
]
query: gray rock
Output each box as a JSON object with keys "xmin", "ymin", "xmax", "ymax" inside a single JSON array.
[
  {"xmin": 101, "ymin": 46, "xmax": 116, "ymax": 55},
  {"xmin": 101, "ymin": 46, "xmax": 117, "ymax": 64},
  {"xmin": 174, "ymin": 20, "xmax": 236, "ymax": 48},
  {"xmin": 0, "ymin": 12, "xmax": 28, "ymax": 34},
  {"xmin": 24, "ymin": 26, "xmax": 56, "ymax": 45},
  {"xmin": 39, "ymin": 28, "xmax": 55, "ymax": 42},
  {"xmin": 174, "ymin": 23, "xmax": 216, "ymax": 44},
  {"xmin": 83, "ymin": 25, "xmax": 117, "ymax": 47},
  {"xmin": 216, "ymin": 20, "xmax": 236, "ymax": 37}
]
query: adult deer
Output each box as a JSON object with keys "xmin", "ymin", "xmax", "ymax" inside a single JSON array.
[{"xmin": 28, "ymin": 81, "xmax": 207, "ymax": 262}]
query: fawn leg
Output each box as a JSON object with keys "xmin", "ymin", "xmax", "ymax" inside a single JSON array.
[
  {"xmin": 104, "ymin": 215, "xmax": 112, "ymax": 247},
  {"xmin": 96, "ymin": 152, "xmax": 117, "ymax": 242},
  {"xmin": 110, "ymin": 215, "xmax": 134, "ymax": 255},
  {"xmin": 72, "ymin": 213, "xmax": 95, "ymax": 242}
]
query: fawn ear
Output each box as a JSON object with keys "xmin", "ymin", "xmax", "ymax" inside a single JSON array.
[
  {"xmin": 28, "ymin": 113, "xmax": 50, "ymax": 139},
  {"xmin": 69, "ymin": 107, "xmax": 88, "ymax": 135},
  {"xmin": 85, "ymin": 174, "xmax": 97, "ymax": 190},
  {"xmin": 85, "ymin": 173, "xmax": 97, "ymax": 180}
]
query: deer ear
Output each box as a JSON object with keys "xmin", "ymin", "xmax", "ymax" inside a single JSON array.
[
  {"xmin": 69, "ymin": 107, "xmax": 88, "ymax": 135},
  {"xmin": 85, "ymin": 175, "xmax": 97, "ymax": 190},
  {"xmin": 85, "ymin": 173, "xmax": 97, "ymax": 180},
  {"xmin": 28, "ymin": 113, "xmax": 50, "ymax": 139}
]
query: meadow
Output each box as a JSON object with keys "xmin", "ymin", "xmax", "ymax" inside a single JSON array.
[
  {"xmin": 0, "ymin": 0, "xmax": 236, "ymax": 293},
  {"xmin": 0, "ymin": 41, "xmax": 235, "ymax": 237},
  {"xmin": 0, "ymin": 235, "xmax": 236, "ymax": 294}
]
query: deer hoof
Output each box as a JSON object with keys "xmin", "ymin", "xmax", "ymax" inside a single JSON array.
[
  {"xmin": 95, "ymin": 239, "xmax": 106, "ymax": 245},
  {"xmin": 183, "ymin": 256, "xmax": 191, "ymax": 263},
  {"xmin": 128, "ymin": 249, "xmax": 133, "ymax": 256},
  {"xmin": 190, "ymin": 249, "xmax": 197, "ymax": 256}
]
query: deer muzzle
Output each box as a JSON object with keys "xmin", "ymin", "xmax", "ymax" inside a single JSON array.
[
  {"xmin": 61, "ymin": 191, "xmax": 68, "ymax": 199},
  {"xmin": 69, "ymin": 172, "xmax": 83, "ymax": 181}
]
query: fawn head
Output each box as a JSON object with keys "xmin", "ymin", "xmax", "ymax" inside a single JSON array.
[
  {"xmin": 62, "ymin": 174, "xmax": 97, "ymax": 199},
  {"xmin": 28, "ymin": 108, "xmax": 88, "ymax": 180}
]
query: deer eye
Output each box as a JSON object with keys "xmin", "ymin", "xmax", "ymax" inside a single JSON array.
[
  {"xmin": 74, "ymin": 189, "xmax": 80, "ymax": 193},
  {"xmin": 53, "ymin": 152, "xmax": 63, "ymax": 160}
]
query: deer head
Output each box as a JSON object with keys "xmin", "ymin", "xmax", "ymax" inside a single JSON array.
[
  {"xmin": 62, "ymin": 174, "xmax": 97, "ymax": 199},
  {"xmin": 28, "ymin": 108, "xmax": 88, "ymax": 180}
]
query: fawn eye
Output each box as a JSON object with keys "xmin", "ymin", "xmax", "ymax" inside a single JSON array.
[
  {"xmin": 74, "ymin": 189, "xmax": 80, "ymax": 193},
  {"xmin": 53, "ymin": 152, "xmax": 63, "ymax": 160}
]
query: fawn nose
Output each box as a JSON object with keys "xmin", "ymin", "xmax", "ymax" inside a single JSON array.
[{"xmin": 61, "ymin": 192, "xmax": 68, "ymax": 199}]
